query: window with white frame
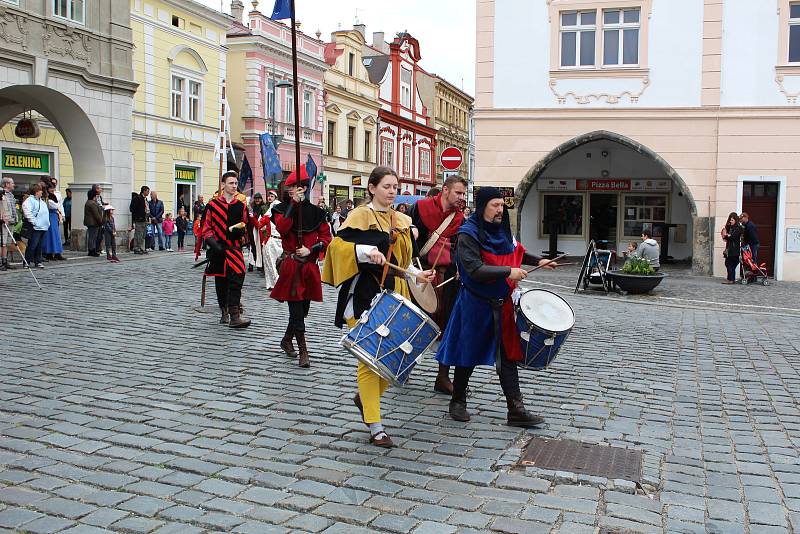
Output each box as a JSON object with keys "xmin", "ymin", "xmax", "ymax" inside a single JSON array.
[
  {"xmin": 381, "ymin": 138, "xmax": 394, "ymax": 167},
  {"xmin": 603, "ymin": 8, "xmax": 640, "ymax": 65},
  {"xmin": 188, "ymin": 81, "xmax": 201, "ymax": 123},
  {"xmin": 560, "ymin": 10, "xmax": 596, "ymax": 67},
  {"xmin": 53, "ymin": 0, "xmax": 84, "ymax": 24},
  {"xmin": 286, "ymin": 87, "xmax": 294, "ymax": 124},
  {"xmin": 2, "ymin": 0, "xmax": 20, "ymax": 5},
  {"xmin": 790, "ymin": 3, "xmax": 800, "ymax": 62},
  {"xmin": 303, "ymin": 91, "xmax": 313, "ymax": 128},
  {"xmin": 402, "ymin": 145, "xmax": 411, "ymax": 175},
  {"xmin": 266, "ymin": 79, "xmax": 275, "ymax": 121},
  {"xmin": 400, "ymin": 67, "xmax": 412, "ymax": 108},
  {"xmin": 419, "ymin": 149, "xmax": 431, "ymax": 178},
  {"xmin": 171, "ymin": 76, "xmax": 184, "ymax": 119},
  {"xmin": 171, "ymin": 75, "xmax": 203, "ymax": 123}
]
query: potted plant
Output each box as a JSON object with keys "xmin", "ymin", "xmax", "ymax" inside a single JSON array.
[{"xmin": 606, "ymin": 257, "xmax": 667, "ymax": 294}]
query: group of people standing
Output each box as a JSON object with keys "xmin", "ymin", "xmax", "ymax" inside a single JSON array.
[
  {"xmin": 721, "ymin": 211, "xmax": 760, "ymax": 284},
  {"xmin": 199, "ymin": 166, "xmax": 559, "ymax": 449}
]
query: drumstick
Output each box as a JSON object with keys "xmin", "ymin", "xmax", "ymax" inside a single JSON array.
[
  {"xmin": 526, "ymin": 254, "xmax": 568, "ymax": 274},
  {"xmin": 415, "ymin": 258, "xmax": 423, "ymax": 270},
  {"xmin": 431, "ymin": 239, "xmax": 446, "ymax": 270},
  {"xmin": 435, "ymin": 276, "xmax": 456, "ymax": 289},
  {"xmin": 386, "ymin": 262, "xmax": 431, "ymax": 283}
]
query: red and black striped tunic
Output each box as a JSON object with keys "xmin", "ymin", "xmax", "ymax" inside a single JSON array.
[{"xmin": 201, "ymin": 195, "xmax": 247, "ymax": 277}]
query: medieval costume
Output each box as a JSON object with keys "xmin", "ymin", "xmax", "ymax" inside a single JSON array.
[
  {"xmin": 200, "ymin": 186, "xmax": 251, "ymax": 328},
  {"xmin": 270, "ymin": 167, "xmax": 332, "ymax": 368},
  {"xmin": 322, "ymin": 203, "xmax": 418, "ymax": 448},
  {"xmin": 408, "ymin": 192, "xmax": 464, "ymax": 394},
  {"xmin": 263, "ymin": 192, "xmax": 283, "ymax": 289},
  {"xmin": 248, "ymin": 192, "xmax": 268, "ymax": 272},
  {"xmin": 436, "ymin": 187, "xmax": 545, "ymax": 428}
]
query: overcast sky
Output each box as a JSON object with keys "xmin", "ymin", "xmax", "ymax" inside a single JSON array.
[{"xmin": 196, "ymin": 0, "xmax": 476, "ymax": 95}]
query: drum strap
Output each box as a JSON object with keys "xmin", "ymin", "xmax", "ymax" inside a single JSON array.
[{"xmin": 379, "ymin": 211, "xmax": 397, "ymax": 288}]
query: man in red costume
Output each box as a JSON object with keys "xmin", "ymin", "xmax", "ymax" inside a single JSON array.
[
  {"xmin": 200, "ymin": 171, "xmax": 251, "ymax": 328},
  {"xmin": 270, "ymin": 165, "xmax": 332, "ymax": 368},
  {"xmin": 408, "ymin": 174, "xmax": 467, "ymax": 394}
]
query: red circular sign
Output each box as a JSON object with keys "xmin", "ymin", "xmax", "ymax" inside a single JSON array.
[{"xmin": 440, "ymin": 146, "xmax": 464, "ymax": 170}]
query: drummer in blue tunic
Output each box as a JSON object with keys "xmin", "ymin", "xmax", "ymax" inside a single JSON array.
[{"xmin": 436, "ymin": 187, "xmax": 559, "ymax": 427}]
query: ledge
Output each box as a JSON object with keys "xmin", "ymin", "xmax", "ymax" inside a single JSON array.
[
  {"xmin": 549, "ymin": 67, "xmax": 649, "ymax": 80},
  {"xmin": 775, "ymin": 64, "xmax": 800, "ymax": 76}
]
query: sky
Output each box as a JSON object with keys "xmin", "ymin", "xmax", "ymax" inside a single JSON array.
[{"xmin": 196, "ymin": 0, "xmax": 476, "ymax": 95}]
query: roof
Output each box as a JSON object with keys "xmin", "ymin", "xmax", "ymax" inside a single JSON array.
[
  {"xmin": 227, "ymin": 20, "xmax": 251, "ymax": 37},
  {"xmin": 363, "ymin": 54, "xmax": 389, "ymax": 84}
]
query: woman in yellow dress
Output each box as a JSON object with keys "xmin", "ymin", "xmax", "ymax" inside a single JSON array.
[{"xmin": 322, "ymin": 166, "xmax": 434, "ymax": 448}]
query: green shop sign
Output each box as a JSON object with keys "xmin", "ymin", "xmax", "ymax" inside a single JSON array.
[
  {"xmin": 175, "ymin": 166, "xmax": 197, "ymax": 183},
  {"xmin": 1, "ymin": 148, "xmax": 51, "ymax": 173}
]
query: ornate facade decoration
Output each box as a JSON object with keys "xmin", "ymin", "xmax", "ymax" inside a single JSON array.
[
  {"xmin": 0, "ymin": 7, "xmax": 28, "ymax": 51},
  {"xmin": 548, "ymin": 76, "xmax": 651, "ymax": 105},
  {"xmin": 42, "ymin": 23, "xmax": 92, "ymax": 66}
]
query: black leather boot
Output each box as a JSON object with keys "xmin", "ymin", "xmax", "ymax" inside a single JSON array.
[
  {"xmin": 280, "ymin": 326, "xmax": 296, "ymax": 357},
  {"xmin": 506, "ymin": 394, "xmax": 545, "ymax": 428},
  {"xmin": 434, "ymin": 364, "xmax": 454, "ymax": 395},
  {"xmin": 295, "ymin": 331, "xmax": 310, "ymax": 368},
  {"xmin": 219, "ymin": 306, "xmax": 229, "ymax": 324},
  {"xmin": 449, "ymin": 390, "xmax": 470, "ymax": 422},
  {"xmin": 228, "ymin": 305, "xmax": 251, "ymax": 329}
]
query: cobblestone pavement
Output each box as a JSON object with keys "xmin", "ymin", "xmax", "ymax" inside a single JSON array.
[{"xmin": 1, "ymin": 253, "xmax": 799, "ymax": 533}]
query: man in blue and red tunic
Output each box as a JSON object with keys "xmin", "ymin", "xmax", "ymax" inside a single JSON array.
[
  {"xmin": 436, "ymin": 187, "xmax": 557, "ymax": 427},
  {"xmin": 200, "ymin": 171, "xmax": 251, "ymax": 328},
  {"xmin": 270, "ymin": 165, "xmax": 332, "ymax": 368}
]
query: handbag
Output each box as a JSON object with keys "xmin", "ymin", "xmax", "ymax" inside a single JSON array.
[{"xmin": 20, "ymin": 220, "xmax": 33, "ymax": 240}]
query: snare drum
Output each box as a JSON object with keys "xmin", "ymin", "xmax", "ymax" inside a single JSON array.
[
  {"xmin": 515, "ymin": 289, "xmax": 575, "ymax": 370},
  {"xmin": 342, "ymin": 290, "xmax": 440, "ymax": 386}
]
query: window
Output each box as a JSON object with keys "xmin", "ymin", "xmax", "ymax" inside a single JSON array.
[
  {"xmin": 285, "ymin": 87, "xmax": 294, "ymax": 124},
  {"xmin": 347, "ymin": 126, "xmax": 355, "ymax": 159},
  {"xmin": 326, "ymin": 121, "xmax": 335, "ymax": 156},
  {"xmin": 266, "ymin": 79, "xmax": 275, "ymax": 120},
  {"xmin": 541, "ymin": 194, "xmax": 584, "ymax": 237},
  {"xmin": 329, "ymin": 185, "xmax": 350, "ymax": 208},
  {"xmin": 171, "ymin": 76, "xmax": 184, "ymax": 119},
  {"xmin": 560, "ymin": 10, "xmax": 596, "ymax": 67},
  {"xmin": 419, "ymin": 149, "xmax": 431, "ymax": 178},
  {"xmin": 622, "ymin": 195, "xmax": 667, "ymax": 237},
  {"xmin": 381, "ymin": 139, "xmax": 394, "ymax": 167},
  {"xmin": 188, "ymin": 81, "xmax": 201, "ymax": 123},
  {"xmin": 603, "ymin": 8, "xmax": 640, "ymax": 65},
  {"xmin": 364, "ymin": 131, "xmax": 371, "ymax": 161},
  {"xmin": 303, "ymin": 91, "xmax": 313, "ymax": 128},
  {"xmin": 53, "ymin": 0, "xmax": 84, "ymax": 24},
  {"xmin": 791, "ymin": 3, "xmax": 800, "ymax": 62},
  {"xmin": 400, "ymin": 67, "xmax": 412, "ymax": 108},
  {"xmin": 348, "ymin": 53, "xmax": 355, "ymax": 76},
  {"xmin": 402, "ymin": 145, "xmax": 412, "ymax": 175}
]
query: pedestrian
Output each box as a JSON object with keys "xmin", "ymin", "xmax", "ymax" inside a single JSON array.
[
  {"xmin": 330, "ymin": 204, "xmax": 342, "ymax": 235},
  {"xmin": 341, "ymin": 199, "xmax": 353, "ymax": 220},
  {"xmin": 22, "ymin": 183, "xmax": 49, "ymax": 268},
  {"xmin": 721, "ymin": 212, "xmax": 741, "ymax": 284},
  {"xmin": 427, "ymin": 187, "xmax": 440, "ymax": 198},
  {"xmin": 129, "ymin": 186, "xmax": 150, "ymax": 254},
  {"xmin": 42, "ymin": 182, "xmax": 65, "ymax": 261},
  {"xmin": 322, "ymin": 166, "xmax": 435, "ymax": 447},
  {"xmin": 176, "ymin": 207, "xmax": 188, "ymax": 251},
  {"xmin": 436, "ymin": 187, "xmax": 557, "ymax": 427},
  {"xmin": 396, "ymin": 202, "xmax": 408, "ymax": 214},
  {"xmin": 270, "ymin": 164, "xmax": 332, "ymax": 368},
  {"xmin": 463, "ymin": 206, "xmax": 472, "ymax": 218},
  {"xmin": 248, "ymin": 192, "xmax": 267, "ymax": 272},
  {"xmin": 149, "ymin": 191, "xmax": 165, "ymax": 251},
  {"xmin": 103, "ymin": 205, "xmax": 120, "ymax": 263},
  {"xmin": 162, "ymin": 212, "xmax": 175, "ymax": 251},
  {"xmin": 63, "ymin": 188, "xmax": 72, "ymax": 247},
  {"xmin": 84, "ymin": 187, "xmax": 104, "ymax": 257},
  {"xmin": 263, "ymin": 189, "xmax": 282, "ymax": 289},
  {"xmin": 91, "ymin": 184, "xmax": 105, "ymax": 254},
  {"xmin": 739, "ymin": 212, "xmax": 760, "ymax": 265},
  {"xmin": 0, "ymin": 177, "xmax": 19, "ymax": 271},
  {"xmin": 635, "ymin": 229, "xmax": 660, "ymax": 270},
  {"xmin": 200, "ymin": 171, "xmax": 251, "ymax": 328},
  {"xmin": 193, "ymin": 195, "xmax": 205, "ymax": 221},
  {"xmin": 408, "ymin": 174, "xmax": 468, "ymax": 395}
]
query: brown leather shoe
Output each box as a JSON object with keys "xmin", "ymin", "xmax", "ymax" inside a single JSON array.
[
  {"xmin": 280, "ymin": 326, "xmax": 296, "ymax": 356},
  {"xmin": 296, "ymin": 331, "xmax": 310, "ymax": 368},
  {"xmin": 433, "ymin": 364, "xmax": 454, "ymax": 395},
  {"xmin": 370, "ymin": 431, "xmax": 395, "ymax": 448},
  {"xmin": 228, "ymin": 306, "xmax": 251, "ymax": 329}
]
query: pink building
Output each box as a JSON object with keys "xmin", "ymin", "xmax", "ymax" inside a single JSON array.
[{"xmin": 227, "ymin": 1, "xmax": 326, "ymax": 196}]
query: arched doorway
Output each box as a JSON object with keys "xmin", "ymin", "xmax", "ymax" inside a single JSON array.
[{"xmin": 516, "ymin": 131, "xmax": 707, "ymax": 274}]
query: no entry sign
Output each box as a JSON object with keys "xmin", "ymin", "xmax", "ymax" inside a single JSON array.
[{"xmin": 440, "ymin": 146, "xmax": 463, "ymax": 170}]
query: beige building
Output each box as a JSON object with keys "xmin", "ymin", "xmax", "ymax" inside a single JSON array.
[
  {"xmin": 322, "ymin": 28, "xmax": 380, "ymax": 206},
  {"xmin": 475, "ymin": 0, "xmax": 800, "ymax": 281},
  {"xmin": 418, "ymin": 72, "xmax": 473, "ymax": 184}
]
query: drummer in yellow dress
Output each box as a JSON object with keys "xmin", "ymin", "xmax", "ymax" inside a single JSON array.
[{"xmin": 322, "ymin": 166, "xmax": 435, "ymax": 448}]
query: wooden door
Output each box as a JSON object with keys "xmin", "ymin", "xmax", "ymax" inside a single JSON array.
[{"xmin": 742, "ymin": 182, "xmax": 778, "ymax": 275}]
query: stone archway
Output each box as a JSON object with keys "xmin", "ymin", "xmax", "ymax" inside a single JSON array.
[{"xmin": 515, "ymin": 130, "xmax": 711, "ymax": 274}]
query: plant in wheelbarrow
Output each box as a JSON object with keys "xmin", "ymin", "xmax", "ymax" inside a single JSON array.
[{"xmin": 606, "ymin": 256, "xmax": 667, "ymax": 294}]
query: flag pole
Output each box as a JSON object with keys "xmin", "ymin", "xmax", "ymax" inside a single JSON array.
[
  {"xmin": 204, "ymin": 78, "xmax": 228, "ymax": 308},
  {"xmin": 289, "ymin": 0, "xmax": 303, "ymax": 240}
]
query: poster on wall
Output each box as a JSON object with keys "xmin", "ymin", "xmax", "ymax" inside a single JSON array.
[{"xmin": 473, "ymin": 186, "xmax": 516, "ymax": 208}]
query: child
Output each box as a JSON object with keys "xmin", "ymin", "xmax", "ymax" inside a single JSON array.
[
  {"xmin": 176, "ymin": 208, "xmax": 188, "ymax": 252},
  {"xmin": 146, "ymin": 222, "xmax": 154, "ymax": 251},
  {"xmin": 162, "ymin": 212, "xmax": 175, "ymax": 252},
  {"xmin": 103, "ymin": 205, "xmax": 120, "ymax": 263}
]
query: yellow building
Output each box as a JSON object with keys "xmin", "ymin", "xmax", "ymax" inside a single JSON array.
[
  {"xmin": 322, "ymin": 28, "xmax": 380, "ymax": 206},
  {"xmin": 130, "ymin": 0, "xmax": 232, "ymax": 215},
  {"xmin": 0, "ymin": 117, "xmax": 74, "ymax": 195}
]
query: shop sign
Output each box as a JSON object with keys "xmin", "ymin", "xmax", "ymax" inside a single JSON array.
[
  {"xmin": 579, "ymin": 179, "xmax": 630, "ymax": 191},
  {"xmin": 537, "ymin": 179, "xmax": 576, "ymax": 191},
  {"xmin": 14, "ymin": 118, "xmax": 40, "ymax": 139},
  {"xmin": 351, "ymin": 176, "xmax": 362, "ymax": 186},
  {"xmin": 473, "ymin": 186, "xmax": 516, "ymax": 209},
  {"xmin": 175, "ymin": 166, "xmax": 197, "ymax": 183},
  {"xmin": 631, "ymin": 179, "xmax": 671, "ymax": 192},
  {"xmin": 1, "ymin": 148, "xmax": 50, "ymax": 173},
  {"xmin": 537, "ymin": 178, "xmax": 672, "ymax": 192}
]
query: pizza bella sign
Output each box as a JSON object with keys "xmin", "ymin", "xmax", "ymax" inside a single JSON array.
[{"xmin": 1, "ymin": 149, "xmax": 51, "ymax": 174}]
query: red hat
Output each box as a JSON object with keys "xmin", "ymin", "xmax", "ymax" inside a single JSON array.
[{"xmin": 284, "ymin": 164, "xmax": 310, "ymax": 187}]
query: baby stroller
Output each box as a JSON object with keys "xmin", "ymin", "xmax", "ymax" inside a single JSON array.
[
  {"xmin": 740, "ymin": 245, "xmax": 769, "ymax": 286},
  {"xmin": 583, "ymin": 240, "xmax": 614, "ymax": 291}
]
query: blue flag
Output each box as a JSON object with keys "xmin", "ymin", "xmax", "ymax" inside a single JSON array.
[
  {"xmin": 260, "ymin": 133, "xmax": 283, "ymax": 187},
  {"xmin": 238, "ymin": 154, "xmax": 253, "ymax": 192},
  {"xmin": 305, "ymin": 154, "xmax": 317, "ymax": 202},
  {"xmin": 270, "ymin": 0, "xmax": 292, "ymax": 20}
]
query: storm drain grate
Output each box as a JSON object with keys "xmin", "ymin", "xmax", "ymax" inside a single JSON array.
[{"xmin": 519, "ymin": 437, "xmax": 642, "ymax": 482}]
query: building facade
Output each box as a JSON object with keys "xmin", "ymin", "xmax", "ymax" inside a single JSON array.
[
  {"xmin": 0, "ymin": 0, "xmax": 136, "ymax": 244},
  {"xmin": 227, "ymin": 1, "xmax": 325, "ymax": 198},
  {"xmin": 321, "ymin": 28, "xmax": 380, "ymax": 207},
  {"xmin": 476, "ymin": 0, "xmax": 800, "ymax": 280},
  {"xmin": 130, "ymin": 0, "xmax": 231, "ymax": 216},
  {"xmin": 418, "ymin": 72, "xmax": 473, "ymax": 185},
  {"xmin": 364, "ymin": 31, "xmax": 437, "ymax": 196}
]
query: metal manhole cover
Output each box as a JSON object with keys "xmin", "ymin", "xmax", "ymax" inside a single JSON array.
[{"xmin": 519, "ymin": 437, "xmax": 641, "ymax": 482}]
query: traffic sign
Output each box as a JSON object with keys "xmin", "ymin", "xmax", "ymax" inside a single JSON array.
[{"xmin": 440, "ymin": 147, "xmax": 463, "ymax": 170}]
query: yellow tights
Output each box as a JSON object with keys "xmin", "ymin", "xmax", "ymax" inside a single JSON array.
[{"xmin": 347, "ymin": 317, "xmax": 389, "ymax": 424}]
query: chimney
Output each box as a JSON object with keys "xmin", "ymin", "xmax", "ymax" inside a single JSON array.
[
  {"xmin": 372, "ymin": 31, "xmax": 384, "ymax": 49},
  {"xmin": 354, "ymin": 24, "xmax": 366, "ymax": 38},
  {"xmin": 230, "ymin": 0, "xmax": 244, "ymax": 22}
]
